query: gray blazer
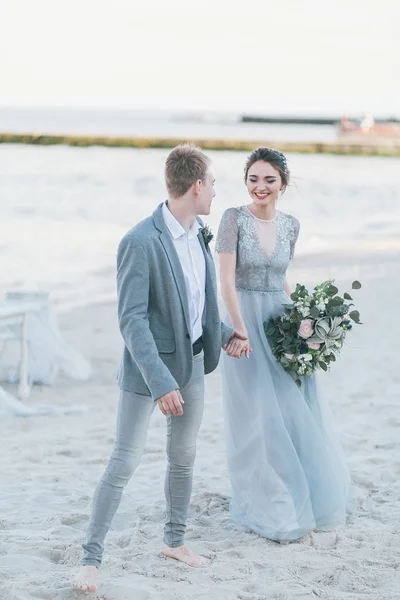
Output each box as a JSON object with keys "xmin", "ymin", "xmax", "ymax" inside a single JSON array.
[{"xmin": 117, "ymin": 203, "xmax": 233, "ymax": 400}]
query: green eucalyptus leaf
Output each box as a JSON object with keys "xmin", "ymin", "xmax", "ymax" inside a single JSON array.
[
  {"xmin": 343, "ymin": 292, "xmax": 353, "ymax": 300},
  {"xmin": 352, "ymin": 280, "xmax": 362, "ymax": 290},
  {"xmin": 349, "ymin": 310, "xmax": 360, "ymax": 323},
  {"xmin": 319, "ymin": 361, "xmax": 328, "ymax": 372},
  {"xmin": 326, "ymin": 285, "xmax": 339, "ymax": 296},
  {"xmin": 310, "ymin": 306, "xmax": 320, "ymax": 318},
  {"xmin": 331, "ymin": 296, "xmax": 344, "ymax": 305}
]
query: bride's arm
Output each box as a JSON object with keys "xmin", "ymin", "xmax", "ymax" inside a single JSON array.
[
  {"xmin": 219, "ymin": 252, "xmax": 248, "ymax": 338},
  {"xmin": 285, "ymin": 279, "xmax": 292, "ymax": 296},
  {"xmin": 216, "ymin": 207, "xmax": 251, "ymax": 357}
]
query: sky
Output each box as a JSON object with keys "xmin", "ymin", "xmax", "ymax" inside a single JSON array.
[{"xmin": 1, "ymin": 0, "xmax": 399, "ymax": 116}]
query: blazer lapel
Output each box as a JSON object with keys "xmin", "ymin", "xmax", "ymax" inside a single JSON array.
[
  {"xmin": 197, "ymin": 227, "xmax": 217, "ymax": 299},
  {"xmin": 153, "ymin": 204, "xmax": 191, "ymax": 334}
]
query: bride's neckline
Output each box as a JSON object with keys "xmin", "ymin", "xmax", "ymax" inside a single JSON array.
[{"xmin": 244, "ymin": 206, "xmax": 279, "ymax": 223}]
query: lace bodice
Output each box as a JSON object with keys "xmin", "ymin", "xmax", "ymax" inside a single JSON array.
[{"xmin": 215, "ymin": 206, "xmax": 300, "ymax": 293}]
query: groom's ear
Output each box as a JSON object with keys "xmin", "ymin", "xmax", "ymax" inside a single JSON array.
[{"xmin": 193, "ymin": 179, "xmax": 202, "ymax": 196}]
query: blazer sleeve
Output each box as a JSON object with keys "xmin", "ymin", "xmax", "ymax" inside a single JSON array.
[
  {"xmin": 117, "ymin": 234, "xmax": 179, "ymax": 401},
  {"xmin": 221, "ymin": 322, "xmax": 234, "ymax": 347}
]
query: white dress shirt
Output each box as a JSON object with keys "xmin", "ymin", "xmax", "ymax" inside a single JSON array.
[{"xmin": 162, "ymin": 202, "xmax": 206, "ymax": 342}]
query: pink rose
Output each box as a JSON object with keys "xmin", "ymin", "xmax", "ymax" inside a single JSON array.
[
  {"xmin": 298, "ymin": 319, "xmax": 314, "ymax": 339},
  {"xmin": 307, "ymin": 341, "xmax": 320, "ymax": 350}
]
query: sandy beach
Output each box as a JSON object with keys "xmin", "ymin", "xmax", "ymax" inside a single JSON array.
[
  {"xmin": 0, "ymin": 245, "xmax": 399, "ymax": 600},
  {"xmin": 2, "ymin": 0, "xmax": 400, "ymax": 594}
]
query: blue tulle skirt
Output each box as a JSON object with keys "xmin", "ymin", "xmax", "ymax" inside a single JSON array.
[{"xmin": 221, "ymin": 289, "xmax": 350, "ymax": 541}]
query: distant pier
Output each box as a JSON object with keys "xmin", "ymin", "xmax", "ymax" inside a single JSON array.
[{"xmin": 241, "ymin": 115, "xmax": 400, "ymax": 126}]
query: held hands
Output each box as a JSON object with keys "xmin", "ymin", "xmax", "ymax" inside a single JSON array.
[
  {"xmin": 224, "ymin": 329, "xmax": 253, "ymax": 359},
  {"xmin": 157, "ymin": 389, "xmax": 184, "ymax": 416},
  {"xmin": 156, "ymin": 331, "xmax": 252, "ymax": 416}
]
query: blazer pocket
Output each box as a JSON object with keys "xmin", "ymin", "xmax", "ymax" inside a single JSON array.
[{"xmin": 154, "ymin": 337, "xmax": 176, "ymax": 354}]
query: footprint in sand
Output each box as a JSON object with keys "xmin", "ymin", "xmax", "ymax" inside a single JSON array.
[
  {"xmin": 60, "ymin": 513, "xmax": 88, "ymax": 526},
  {"xmin": 56, "ymin": 449, "xmax": 81, "ymax": 458},
  {"xmin": 29, "ymin": 589, "xmax": 57, "ymax": 600}
]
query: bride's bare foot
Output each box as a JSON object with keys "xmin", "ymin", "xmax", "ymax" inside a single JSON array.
[
  {"xmin": 72, "ymin": 565, "xmax": 98, "ymax": 592},
  {"xmin": 161, "ymin": 544, "xmax": 211, "ymax": 567}
]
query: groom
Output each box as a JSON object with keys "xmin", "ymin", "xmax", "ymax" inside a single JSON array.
[{"xmin": 73, "ymin": 144, "xmax": 250, "ymax": 592}]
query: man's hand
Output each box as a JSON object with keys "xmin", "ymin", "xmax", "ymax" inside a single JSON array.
[
  {"xmin": 157, "ymin": 389, "xmax": 184, "ymax": 416},
  {"xmin": 224, "ymin": 329, "xmax": 253, "ymax": 359}
]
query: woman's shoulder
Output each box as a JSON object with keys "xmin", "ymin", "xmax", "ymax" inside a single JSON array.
[
  {"xmin": 222, "ymin": 205, "xmax": 245, "ymax": 215},
  {"xmin": 280, "ymin": 211, "xmax": 300, "ymax": 229},
  {"xmin": 216, "ymin": 207, "xmax": 243, "ymax": 252},
  {"xmin": 221, "ymin": 205, "xmax": 248, "ymax": 220}
]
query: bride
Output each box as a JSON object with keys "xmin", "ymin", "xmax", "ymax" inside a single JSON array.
[{"xmin": 217, "ymin": 147, "xmax": 350, "ymax": 541}]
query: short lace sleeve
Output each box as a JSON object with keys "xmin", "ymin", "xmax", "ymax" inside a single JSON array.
[
  {"xmin": 290, "ymin": 217, "xmax": 300, "ymax": 259},
  {"xmin": 216, "ymin": 208, "xmax": 239, "ymax": 253}
]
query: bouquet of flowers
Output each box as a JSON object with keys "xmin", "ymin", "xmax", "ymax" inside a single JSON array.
[{"xmin": 264, "ymin": 280, "xmax": 362, "ymax": 386}]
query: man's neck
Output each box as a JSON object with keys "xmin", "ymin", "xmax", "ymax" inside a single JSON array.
[{"xmin": 167, "ymin": 198, "xmax": 197, "ymax": 233}]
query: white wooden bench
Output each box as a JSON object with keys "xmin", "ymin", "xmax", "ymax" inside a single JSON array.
[{"xmin": 0, "ymin": 300, "xmax": 46, "ymax": 400}]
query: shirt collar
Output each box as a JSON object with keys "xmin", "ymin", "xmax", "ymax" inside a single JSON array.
[{"xmin": 162, "ymin": 201, "xmax": 201, "ymax": 240}]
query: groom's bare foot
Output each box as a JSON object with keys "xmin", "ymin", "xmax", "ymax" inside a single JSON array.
[
  {"xmin": 161, "ymin": 544, "xmax": 211, "ymax": 567},
  {"xmin": 72, "ymin": 565, "xmax": 98, "ymax": 592}
]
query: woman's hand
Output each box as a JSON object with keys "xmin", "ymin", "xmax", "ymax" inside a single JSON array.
[{"xmin": 224, "ymin": 329, "xmax": 253, "ymax": 359}]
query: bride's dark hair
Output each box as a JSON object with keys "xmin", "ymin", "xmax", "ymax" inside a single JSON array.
[{"xmin": 244, "ymin": 147, "xmax": 290, "ymax": 188}]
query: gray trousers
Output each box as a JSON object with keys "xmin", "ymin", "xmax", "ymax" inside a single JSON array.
[{"xmin": 81, "ymin": 351, "xmax": 205, "ymax": 567}]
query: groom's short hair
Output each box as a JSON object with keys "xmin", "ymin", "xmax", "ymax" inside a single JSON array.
[{"xmin": 165, "ymin": 144, "xmax": 210, "ymax": 198}]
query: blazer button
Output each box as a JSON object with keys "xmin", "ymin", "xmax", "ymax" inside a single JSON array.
[{"xmin": 186, "ymin": 333, "xmax": 190, "ymax": 339}]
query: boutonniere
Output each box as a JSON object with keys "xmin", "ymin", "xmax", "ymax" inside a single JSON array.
[{"xmin": 200, "ymin": 225, "xmax": 214, "ymax": 250}]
